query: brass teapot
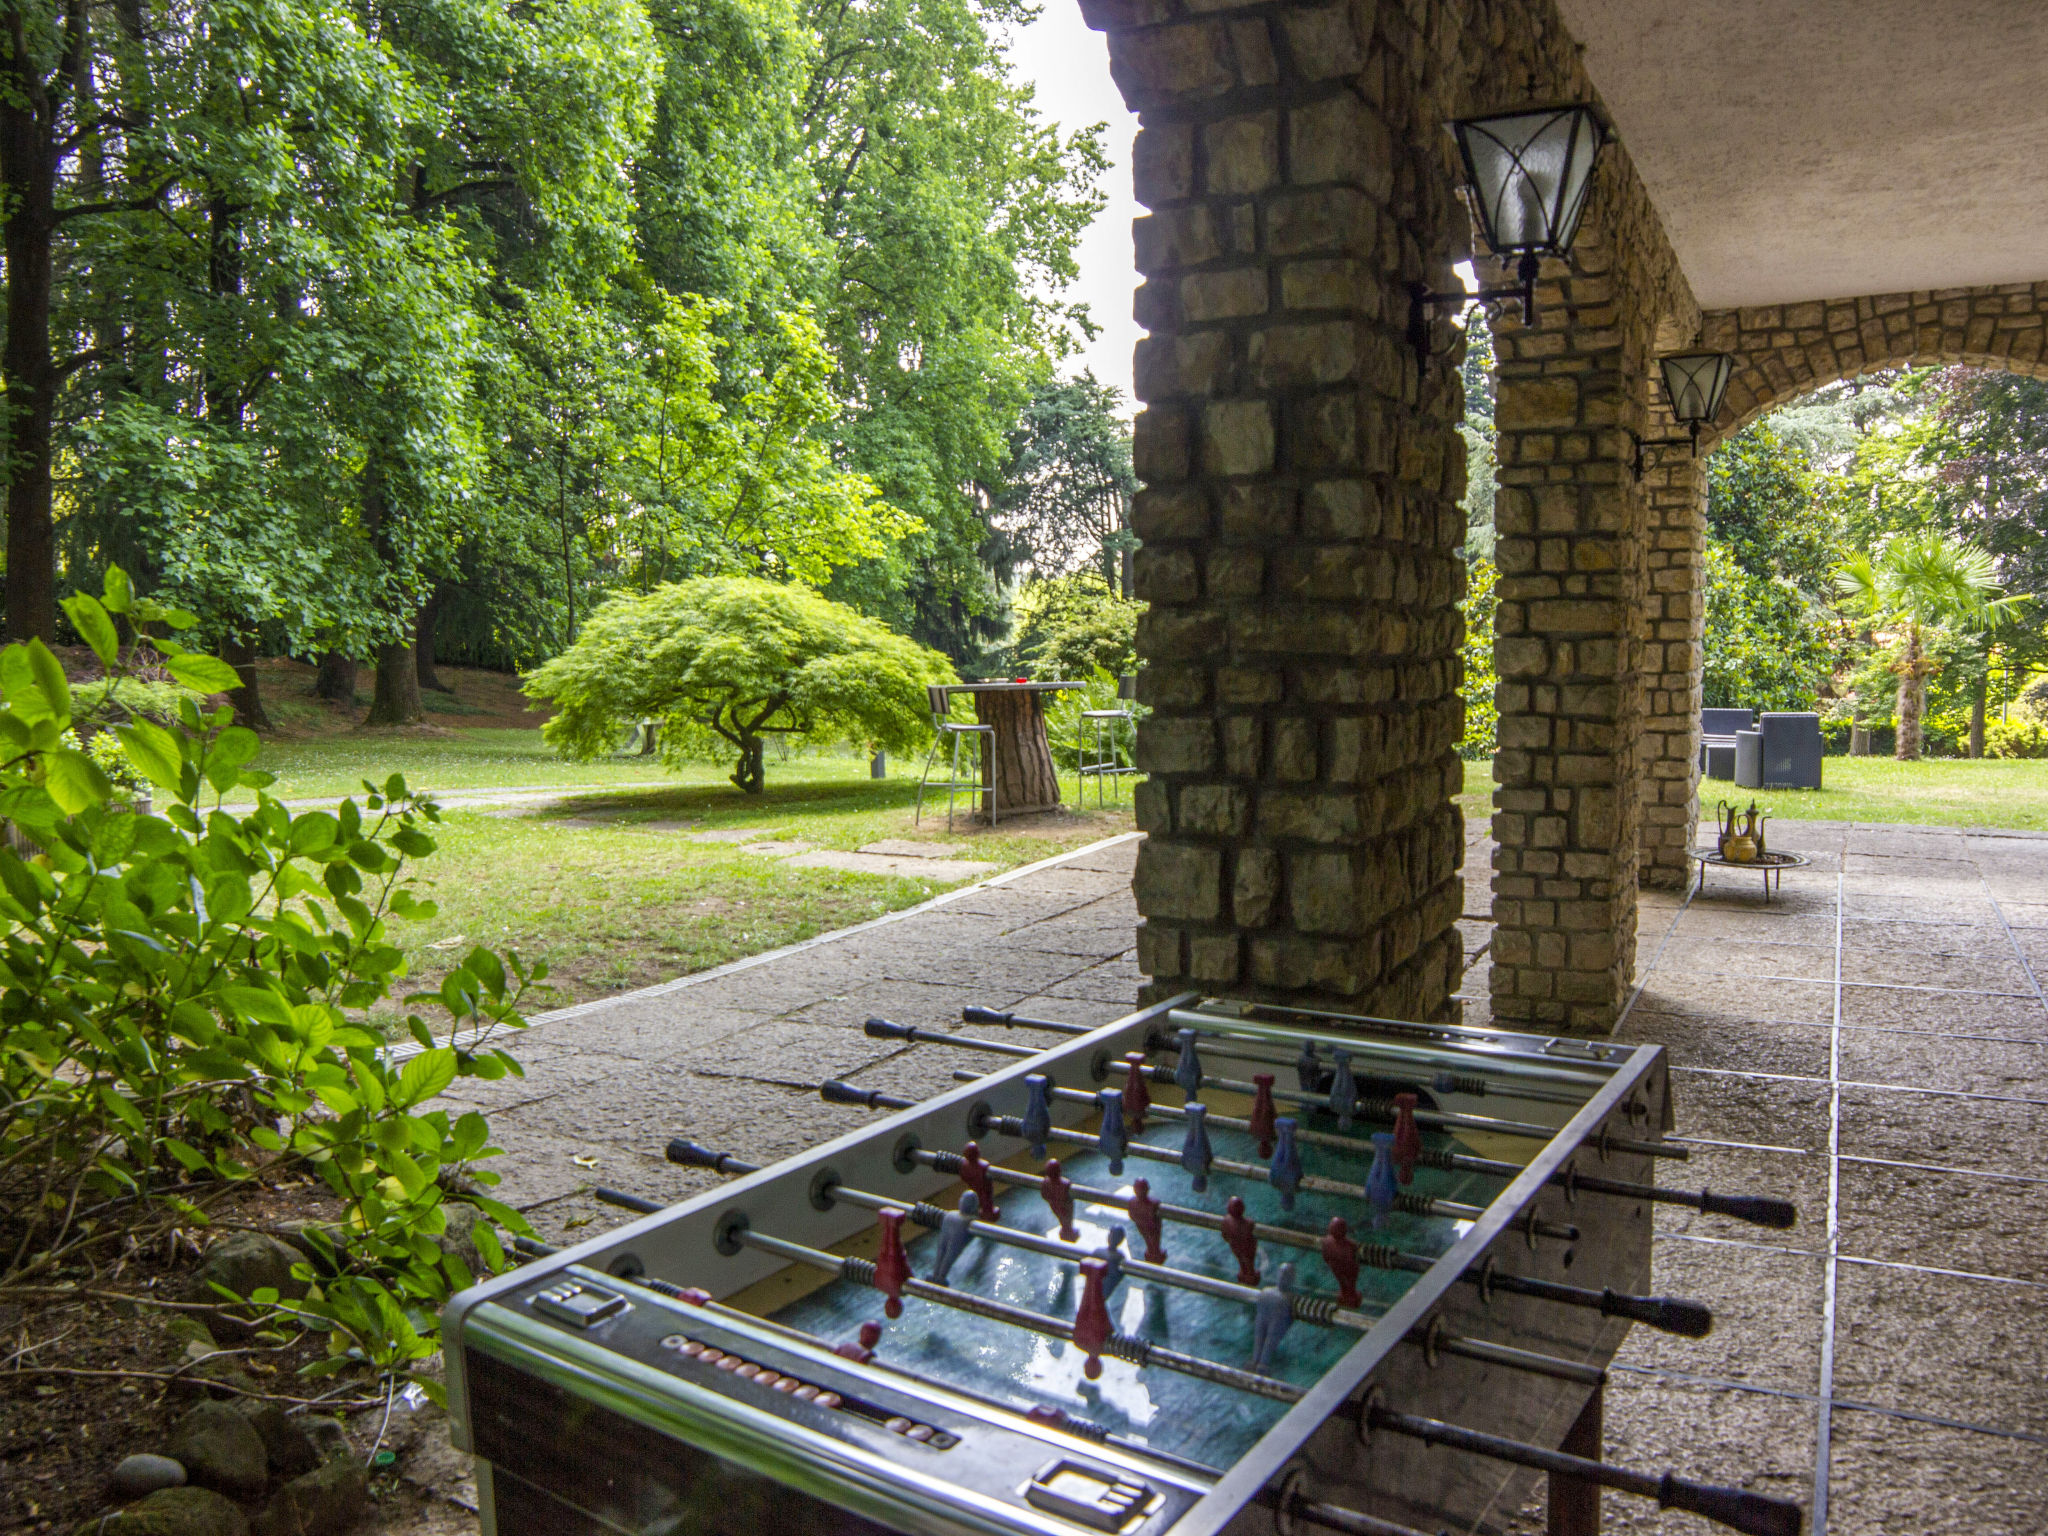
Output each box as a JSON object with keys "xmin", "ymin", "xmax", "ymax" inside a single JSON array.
[{"xmin": 1716, "ymin": 800, "xmax": 1767, "ymax": 864}]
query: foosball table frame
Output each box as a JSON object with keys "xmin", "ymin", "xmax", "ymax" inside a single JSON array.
[{"xmin": 443, "ymin": 994, "xmax": 1798, "ymax": 1536}]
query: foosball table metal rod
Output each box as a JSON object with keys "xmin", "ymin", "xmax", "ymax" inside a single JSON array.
[
  {"xmin": 1359, "ymin": 1397, "xmax": 1804, "ymax": 1536},
  {"xmin": 664, "ymin": 1139, "xmax": 1711, "ymax": 1342},
  {"xmin": 863, "ymin": 1016, "xmax": 1685, "ymax": 1160},
  {"xmin": 945, "ymin": 1067, "xmax": 1796, "ymax": 1231}
]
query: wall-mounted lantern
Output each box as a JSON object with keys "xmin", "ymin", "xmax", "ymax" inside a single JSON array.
[
  {"xmin": 1630, "ymin": 352, "xmax": 1736, "ymax": 477},
  {"xmin": 1409, "ymin": 105, "xmax": 1609, "ymax": 371}
]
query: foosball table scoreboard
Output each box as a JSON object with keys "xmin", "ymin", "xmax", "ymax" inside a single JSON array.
[{"xmin": 443, "ymin": 995, "xmax": 1803, "ymax": 1536}]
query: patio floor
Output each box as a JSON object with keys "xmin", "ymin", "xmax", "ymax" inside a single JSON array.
[{"xmin": 467, "ymin": 818, "xmax": 2048, "ymax": 1536}]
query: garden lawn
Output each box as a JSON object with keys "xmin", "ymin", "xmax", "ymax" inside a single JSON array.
[
  {"xmin": 224, "ymin": 725, "xmax": 687, "ymax": 802},
  {"xmin": 348, "ymin": 767, "xmax": 1133, "ymax": 1018},
  {"xmin": 1459, "ymin": 754, "xmax": 2048, "ymax": 833}
]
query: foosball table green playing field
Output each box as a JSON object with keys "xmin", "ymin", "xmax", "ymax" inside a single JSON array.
[{"xmin": 444, "ymin": 996, "xmax": 1805, "ymax": 1536}]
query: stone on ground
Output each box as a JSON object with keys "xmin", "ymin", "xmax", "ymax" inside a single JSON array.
[
  {"xmin": 193, "ymin": 1232, "xmax": 305, "ymax": 1304},
  {"xmin": 165, "ymin": 1400, "xmax": 271, "ymax": 1499},
  {"xmin": 251, "ymin": 1459, "xmax": 367, "ymax": 1536},
  {"xmin": 859, "ymin": 839, "xmax": 964, "ymax": 858},
  {"xmin": 111, "ymin": 1453, "xmax": 188, "ymax": 1501},
  {"xmin": 235, "ymin": 1401, "xmax": 318, "ymax": 1481},
  {"xmin": 80, "ymin": 1485, "xmax": 250, "ymax": 1536}
]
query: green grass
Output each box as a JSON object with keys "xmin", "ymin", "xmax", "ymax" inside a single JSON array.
[
  {"xmin": 242, "ymin": 727, "xmax": 1134, "ymax": 1018},
  {"xmin": 1460, "ymin": 755, "xmax": 2048, "ymax": 833},
  {"xmin": 230, "ymin": 727, "xmax": 734, "ymax": 802}
]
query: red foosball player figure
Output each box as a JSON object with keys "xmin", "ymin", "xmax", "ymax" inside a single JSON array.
[
  {"xmin": 1222, "ymin": 1195, "xmax": 1259, "ymax": 1286},
  {"xmin": 958, "ymin": 1141, "xmax": 1000, "ymax": 1220},
  {"xmin": 1127, "ymin": 1178, "xmax": 1166, "ymax": 1262},
  {"xmin": 1320, "ymin": 1216, "xmax": 1362, "ymax": 1308},
  {"xmin": 1041, "ymin": 1158, "xmax": 1078, "ymax": 1241},
  {"xmin": 1249, "ymin": 1074, "xmax": 1278, "ymax": 1158},
  {"xmin": 1121, "ymin": 1053, "xmax": 1151, "ymax": 1132},
  {"xmin": 1072, "ymin": 1257, "xmax": 1113, "ymax": 1379},
  {"xmin": 835, "ymin": 1321, "xmax": 884, "ymax": 1362},
  {"xmin": 874, "ymin": 1209, "xmax": 912, "ymax": 1318},
  {"xmin": 1391, "ymin": 1093, "xmax": 1423, "ymax": 1185}
]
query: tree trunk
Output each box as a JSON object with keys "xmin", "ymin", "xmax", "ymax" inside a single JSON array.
[
  {"xmin": 975, "ymin": 686, "xmax": 1063, "ymax": 814},
  {"xmin": 636, "ymin": 722, "xmax": 659, "ymax": 756},
  {"xmin": 365, "ymin": 642, "xmax": 423, "ymax": 726},
  {"xmin": 732, "ymin": 735, "xmax": 765, "ymax": 793},
  {"xmin": 218, "ymin": 637, "xmax": 272, "ymax": 731},
  {"xmin": 415, "ymin": 589, "xmax": 452, "ymax": 692},
  {"xmin": 1969, "ymin": 672, "xmax": 1988, "ymax": 759},
  {"xmin": 1895, "ymin": 631, "xmax": 1923, "ymax": 762},
  {"xmin": 0, "ymin": 37, "xmax": 59, "ymax": 644},
  {"xmin": 314, "ymin": 651, "xmax": 357, "ymax": 702},
  {"xmin": 1849, "ymin": 703, "xmax": 1869, "ymax": 757}
]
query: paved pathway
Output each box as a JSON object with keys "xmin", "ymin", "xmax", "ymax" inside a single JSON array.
[{"xmin": 460, "ymin": 818, "xmax": 2046, "ymax": 1536}]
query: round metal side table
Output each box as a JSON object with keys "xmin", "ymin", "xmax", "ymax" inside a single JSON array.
[{"xmin": 1688, "ymin": 848, "xmax": 1810, "ymax": 902}]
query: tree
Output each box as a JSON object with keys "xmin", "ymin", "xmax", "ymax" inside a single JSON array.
[
  {"xmin": 994, "ymin": 373, "xmax": 1136, "ymax": 594},
  {"xmin": 524, "ymin": 576, "xmax": 955, "ymax": 792},
  {"xmin": 1702, "ymin": 544, "xmax": 1836, "ymax": 713},
  {"xmin": 1009, "ymin": 570, "xmax": 1139, "ymax": 681},
  {"xmin": 1834, "ymin": 533, "xmax": 2014, "ymax": 761}
]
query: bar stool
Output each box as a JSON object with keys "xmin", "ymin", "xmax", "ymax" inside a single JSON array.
[
  {"xmin": 1076, "ymin": 692, "xmax": 1136, "ymax": 807},
  {"xmin": 915, "ymin": 685, "xmax": 996, "ymax": 830}
]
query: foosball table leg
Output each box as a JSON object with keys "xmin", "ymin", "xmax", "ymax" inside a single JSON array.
[{"xmin": 1547, "ymin": 1385, "xmax": 1603, "ymax": 1536}]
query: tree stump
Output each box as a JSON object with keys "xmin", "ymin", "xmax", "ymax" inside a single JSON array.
[{"xmin": 975, "ymin": 688, "xmax": 1063, "ymax": 816}]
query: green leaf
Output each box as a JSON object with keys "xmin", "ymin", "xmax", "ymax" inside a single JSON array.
[
  {"xmin": 117, "ymin": 720, "xmax": 184, "ymax": 789},
  {"xmin": 26, "ymin": 640, "xmax": 71, "ymax": 720},
  {"xmin": 222, "ymin": 986, "xmax": 294, "ymax": 1027},
  {"xmin": 61, "ymin": 594, "xmax": 120, "ymax": 667},
  {"xmin": 44, "ymin": 749, "xmax": 111, "ymax": 813},
  {"xmin": 164, "ymin": 652, "xmax": 244, "ymax": 694},
  {"xmin": 397, "ymin": 1047, "xmax": 458, "ymax": 1108},
  {"xmin": 102, "ymin": 566, "xmax": 134, "ymax": 615}
]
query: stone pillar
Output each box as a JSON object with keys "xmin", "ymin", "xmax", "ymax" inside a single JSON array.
[
  {"xmin": 1487, "ymin": 220, "xmax": 1652, "ymax": 1033},
  {"xmin": 1636, "ymin": 455, "xmax": 1706, "ymax": 887},
  {"xmin": 1092, "ymin": 0, "xmax": 1468, "ymax": 1020}
]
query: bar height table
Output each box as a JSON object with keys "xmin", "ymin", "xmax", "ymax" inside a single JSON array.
[{"xmin": 937, "ymin": 681, "xmax": 1082, "ymax": 819}]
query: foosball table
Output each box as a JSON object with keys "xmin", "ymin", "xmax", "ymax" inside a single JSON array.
[{"xmin": 443, "ymin": 995, "xmax": 1804, "ymax": 1536}]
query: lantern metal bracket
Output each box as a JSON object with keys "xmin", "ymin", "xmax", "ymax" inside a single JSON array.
[
  {"xmin": 1628, "ymin": 421, "xmax": 1704, "ymax": 480},
  {"xmin": 1407, "ymin": 251, "xmax": 1542, "ymax": 375}
]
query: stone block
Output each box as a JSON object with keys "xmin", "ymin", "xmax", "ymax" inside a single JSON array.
[
  {"xmin": 1131, "ymin": 123, "xmax": 1194, "ymax": 205},
  {"xmin": 1133, "ymin": 207, "xmax": 1226, "ymax": 274},
  {"xmin": 1132, "ymin": 486, "xmax": 1210, "ymax": 540},
  {"xmin": 1182, "ymin": 267, "xmax": 1268, "ymax": 322},
  {"xmin": 1496, "ymin": 377, "xmax": 1580, "ymax": 431},
  {"xmin": 1137, "ymin": 608, "xmax": 1225, "ymax": 661},
  {"xmin": 1204, "ymin": 112, "xmax": 1279, "ymax": 195},
  {"xmin": 1108, "ymin": 21, "xmax": 1236, "ymax": 105},
  {"xmin": 1222, "ymin": 716, "xmax": 1262, "ymax": 777},
  {"xmin": 1266, "ymin": 187, "xmax": 1373, "ymax": 256},
  {"xmin": 1272, "ymin": 718, "xmax": 1317, "ymax": 781},
  {"xmin": 1133, "ymin": 841, "xmax": 1224, "ymax": 921},
  {"xmin": 1248, "ymin": 322, "xmax": 1357, "ymax": 388},
  {"xmin": 1135, "ymin": 331, "xmax": 1232, "ymax": 402},
  {"xmin": 1277, "ymin": 4, "xmax": 1365, "ymax": 79},
  {"xmin": 1178, "ymin": 783, "xmax": 1249, "ymax": 836},
  {"xmin": 1133, "ymin": 407, "xmax": 1189, "ymax": 482},
  {"xmin": 1288, "ymin": 392, "xmax": 1358, "ymax": 470},
  {"xmin": 1288, "ymin": 94, "xmax": 1392, "ymax": 199},
  {"xmin": 1232, "ymin": 847, "xmax": 1280, "ymax": 926},
  {"xmin": 1135, "ymin": 921, "xmax": 1182, "ymax": 978},
  {"xmin": 1187, "ymin": 933, "xmax": 1241, "ymax": 984},
  {"xmin": 1302, "ymin": 479, "xmax": 1378, "ymax": 539},
  {"xmin": 1206, "ymin": 549, "xmax": 1264, "ymax": 598},
  {"xmin": 1218, "ymin": 483, "xmax": 1296, "ymax": 541},
  {"xmin": 1134, "ymin": 716, "xmax": 1217, "ymax": 774},
  {"xmin": 1202, "ymin": 401, "xmax": 1276, "ymax": 475},
  {"xmin": 1133, "ymin": 547, "xmax": 1200, "ymax": 604}
]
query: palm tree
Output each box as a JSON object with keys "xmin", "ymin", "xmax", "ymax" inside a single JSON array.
[{"xmin": 1834, "ymin": 533, "xmax": 2016, "ymax": 760}]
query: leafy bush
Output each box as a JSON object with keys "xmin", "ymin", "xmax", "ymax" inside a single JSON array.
[
  {"xmin": 1703, "ymin": 542, "xmax": 1835, "ymax": 711},
  {"xmin": 526, "ymin": 576, "xmax": 956, "ymax": 793},
  {"xmin": 1985, "ymin": 719, "xmax": 2048, "ymax": 759},
  {"xmin": 0, "ymin": 569, "xmax": 536, "ymax": 1401},
  {"xmin": 1459, "ymin": 558, "xmax": 1498, "ymax": 760},
  {"xmin": 1009, "ymin": 571, "xmax": 1140, "ymax": 682}
]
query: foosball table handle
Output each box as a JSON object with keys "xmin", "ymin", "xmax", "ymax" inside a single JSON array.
[
  {"xmin": 1696, "ymin": 1190, "xmax": 1798, "ymax": 1229},
  {"xmin": 1601, "ymin": 1289, "xmax": 1714, "ymax": 1339},
  {"xmin": 1658, "ymin": 1472, "xmax": 1805, "ymax": 1536},
  {"xmin": 665, "ymin": 1138, "xmax": 761, "ymax": 1176},
  {"xmin": 819, "ymin": 1080, "xmax": 917, "ymax": 1111}
]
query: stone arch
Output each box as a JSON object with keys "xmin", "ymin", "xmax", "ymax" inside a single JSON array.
[{"xmin": 1699, "ymin": 281, "xmax": 2048, "ymax": 447}]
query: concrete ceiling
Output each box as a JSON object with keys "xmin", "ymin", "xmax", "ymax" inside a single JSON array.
[{"xmin": 1554, "ymin": 1, "xmax": 2048, "ymax": 310}]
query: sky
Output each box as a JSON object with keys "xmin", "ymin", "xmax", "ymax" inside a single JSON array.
[{"xmin": 1004, "ymin": 6, "xmax": 1141, "ymax": 410}]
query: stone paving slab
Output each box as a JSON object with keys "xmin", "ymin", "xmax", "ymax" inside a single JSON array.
[{"xmin": 786, "ymin": 849, "xmax": 999, "ymax": 881}]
